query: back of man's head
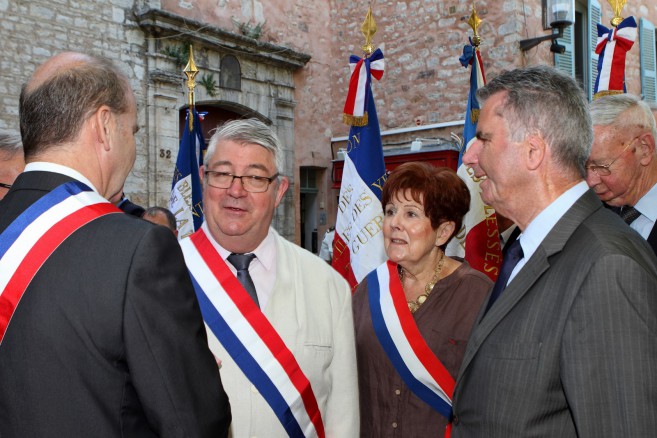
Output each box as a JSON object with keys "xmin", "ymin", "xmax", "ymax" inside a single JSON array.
[
  {"xmin": 0, "ymin": 129, "xmax": 25, "ymax": 199},
  {"xmin": 19, "ymin": 52, "xmax": 130, "ymax": 160},
  {"xmin": 143, "ymin": 206, "xmax": 177, "ymax": 234},
  {"xmin": 477, "ymin": 65, "xmax": 592, "ymax": 178},
  {"xmin": 0, "ymin": 129, "xmax": 23, "ymax": 159}
]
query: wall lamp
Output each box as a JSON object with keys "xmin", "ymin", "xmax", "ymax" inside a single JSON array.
[{"xmin": 519, "ymin": 0, "xmax": 574, "ymax": 52}]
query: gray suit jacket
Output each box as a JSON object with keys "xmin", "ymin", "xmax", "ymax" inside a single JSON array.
[{"xmin": 452, "ymin": 189, "xmax": 657, "ymax": 437}]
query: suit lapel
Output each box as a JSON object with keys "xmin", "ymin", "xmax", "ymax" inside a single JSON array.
[
  {"xmin": 456, "ymin": 190, "xmax": 603, "ymax": 388},
  {"xmin": 647, "ymin": 225, "xmax": 657, "ymax": 257}
]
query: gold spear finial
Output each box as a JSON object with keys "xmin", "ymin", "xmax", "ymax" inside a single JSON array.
[
  {"xmin": 467, "ymin": 3, "xmax": 482, "ymax": 48},
  {"xmin": 183, "ymin": 45, "xmax": 199, "ymax": 131},
  {"xmin": 608, "ymin": 0, "xmax": 628, "ymax": 27},
  {"xmin": 361, "ymin": 6, "xmax": 377, "ymax": 56}
]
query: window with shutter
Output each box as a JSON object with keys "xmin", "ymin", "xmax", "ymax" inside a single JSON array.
[
  {"xmin": 639, "ymin": 18, "xmax": 657, "ymax": 102},
  {"xmin": 555, "ymin": 25, "xmax": 576, "ymax": 77},
  {"xmin": 588, "ymin": 0, "xmax": 602, "ymax": 100}
]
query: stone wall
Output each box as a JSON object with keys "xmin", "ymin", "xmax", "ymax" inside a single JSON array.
[{"xmin": 0, "ymin": 0, "xmax": 150, "ymax": 206}]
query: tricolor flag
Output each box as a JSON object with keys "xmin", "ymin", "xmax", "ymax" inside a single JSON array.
[
  {"xmin": 594, "ymin": 16, "xmax": 637, "ymax": 97},
  {"xmin": 170, "ymin": 107, "xmax": 206, "ymax": 239},
  {"xmin": 452, "ymin": 39, "xmax": 501, "ymax": 282},
  {"xmin": 333, "ymin": 48, "xmax": 387, "ymax": 290}
]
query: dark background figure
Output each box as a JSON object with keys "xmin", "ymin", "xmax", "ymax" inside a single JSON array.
[
  {"xmin": 115, "ymin": 191, "xmax": 146, "ymax": 217},
  {"xmin": 143, "ymin": 205, "xmax": 178, "ymax": 237},
  {"xmin": 0, "ymin": 52, "xmax": 230, "ymax": 437},
  {"xmin": 454, "ymin": 65, "xmax": 657, "ymax": 437},
  {"xmin": 0, "ymin": 129, "xmax": 25, "ymax": 200},
  {"xmin": 587, "ymin": 93, "xmax": 657, "ymax": 255}
]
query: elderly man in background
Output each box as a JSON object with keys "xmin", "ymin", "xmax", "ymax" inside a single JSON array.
[
  {"xmin": 180, "ymin": 118, "xmax": 358, "ymax": 437},
  {"xmin": 453, "ymin": 65, "xmax": 657, "ymax": 437},
  {"xmin": 0, "ymin": 129, "xmax": 24, "ymax": 200},
  {"xmin": 587, "ymin": 93, "xmax": 657, "ymax": 255},
  {"xmin": 0, "ymin": 52, "xmax": 230, "ymax": 437}
]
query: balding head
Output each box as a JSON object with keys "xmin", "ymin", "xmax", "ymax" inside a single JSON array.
[{"xmin": 20, "ymin": 52, "xmax": 131, "ymax": 160}]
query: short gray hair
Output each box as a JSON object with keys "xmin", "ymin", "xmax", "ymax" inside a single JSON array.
[
  {"xmin": 590, "ymin": 93, "xmax": 657, "ymax": 140},
  {"xmin": 0, "ymin": 129, "xmax": 23, "ymax": 159},
  {"xmin": 204, "ymin": 118, "xmax": 283, "ymax": 173},
  {"xmin": 477, "ymin": 65, "xmax": 592, "ymax": 178}
]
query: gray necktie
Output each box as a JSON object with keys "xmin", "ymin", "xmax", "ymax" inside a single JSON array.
[
  {"xmin": 227, "ymin": 253, "xmax": 259, "ymax": 308},
  {"xmin": 620, "ymin": 206, "xmax": 641, "ymax": 225}
]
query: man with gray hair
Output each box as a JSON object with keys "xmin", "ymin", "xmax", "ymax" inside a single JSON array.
[
  {"xmin": 587, "ymin": 93, "xmax": 657, "ymax": 255},
  {"xmin": 0, "ymin": 52, "xmax": 230, "ymax": 437},
  {"xmin": 0, "ymin": 129, "xmax": 24, "ymax": 200},
  {"xmin": 453, "ymin": 65, "xmax": 657, "ymax": 436},
  {"xmin": 180, "ymin": 118, "xmax": 358, "ymax": 437}
]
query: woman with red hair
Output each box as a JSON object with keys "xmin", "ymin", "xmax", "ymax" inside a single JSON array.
[{"xmin": 353, "ymin": 162, "xmax": 492, "ymax": 436}]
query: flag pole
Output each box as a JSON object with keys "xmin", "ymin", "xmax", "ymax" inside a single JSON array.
[
  {"xmin": 170, "ymin": 44, "xmax": 206, "ymax": 239},
  {"xmin": 334, "ymin": 6, "xmax": 387, "ymax": 289},
  {"xmin": 183, "ymin": 45, "xmax": 199, "ymax": 131}
]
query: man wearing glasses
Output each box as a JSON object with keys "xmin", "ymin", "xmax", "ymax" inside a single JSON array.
[
  {"xmin": 180, "ymin": 118, "xmax": 358, "ymax": 437},
  {"xmin": 587, "ymin": 93, "xmax": 657, "ymax": 255},
  {"xmin": 0, "ymin": 130, "xmax": 24, "ymax": 200}
]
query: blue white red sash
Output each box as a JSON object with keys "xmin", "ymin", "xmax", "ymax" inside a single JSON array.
[
  {"xmin": 181, "ymin": 228, "xmax": 325, "ymax": 438},
  {"xmin": 0, "ymin": 181, "xmax": 120, "ymax": 344},
  {"xmin": 368, "ymin": 260, "xmax": 455, "ymax": 420}
]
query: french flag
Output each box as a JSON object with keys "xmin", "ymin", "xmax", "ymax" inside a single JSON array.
[
  {"xmin": 452, "ymin": 40, "xmax": 501, "ymax": 282},
  {"xmin": 170, "ymin": 107, "xmax": 206, "ymax": 239},
  {"xmin": 333, "ymin": 49, "xmax": 387, "ymax": 290}
]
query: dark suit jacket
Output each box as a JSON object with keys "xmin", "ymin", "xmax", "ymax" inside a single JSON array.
[
  {"xmin": 0, "ymin": 171, "xmax": 231, "ymax": 437},
  {"xmin": 451, "ymin": 189, "xmax": 657, "ymax": 437}
]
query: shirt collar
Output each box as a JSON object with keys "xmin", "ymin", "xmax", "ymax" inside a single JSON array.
[
  {"xmin": 634, "ymin": 182, "xmax": 657, "ymax": 222},
  {"xmin": 24, "ymin": 162, "xmax": 99, "ymax": 194},
  {"xmin": 201, "ymin": 222, "xmax": 277, "ymax": 273},
  {"xmin": 518, "ymin": 181, "xmax": 589, "ymax": 261}
]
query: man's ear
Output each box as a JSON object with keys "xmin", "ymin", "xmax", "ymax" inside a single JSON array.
[
  {"xmin": 92, "ymin": 105, "xmax": 113, "ymax": 152},
  {"xmin": 274, "ymin": 176, "xmax": 289, "ymax": 207},
  {"xmin": 525, "ymin": 134, "xmax": 546, "ymax": 171},
  {"xmin": 637, "ymin": 132, "xmax": 656, "ymax": 166}
]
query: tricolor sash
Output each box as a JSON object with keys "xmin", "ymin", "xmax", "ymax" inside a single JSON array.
[
  {"xmin": 181, "ymin": 228, "xmax": 325, "ymax": 438},
  {"xmin": 368, "ymin": 261, "xmax": 455, "ymax": 424},
  {"xmin": 0, "ymin": 181, "xmax": 120, "ymax": 344}
]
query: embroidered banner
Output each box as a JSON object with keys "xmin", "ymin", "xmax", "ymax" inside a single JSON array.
[{"xmin": 334, "ymin": 48, "xmax": 387, "ymax": 290}]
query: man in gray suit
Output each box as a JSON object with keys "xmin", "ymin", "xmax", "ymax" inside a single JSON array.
[{"xmin": 455, "ymin": 65, "xmax": 657, "ymax": 437}]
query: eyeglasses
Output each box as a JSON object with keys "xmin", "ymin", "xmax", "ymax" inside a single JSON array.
[
  {"xmin": 0, "ymin": 183, "xmax": 11, "ymax": 190},
  {"xmin": 205, "ymin": 171, "xmax": 279, "ymax": 193},
  {"xmin": 586, "ymin": 136, "xmax": 638, "ymax": 177}
]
